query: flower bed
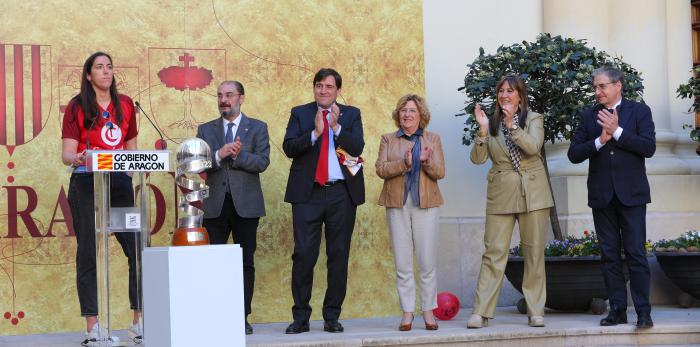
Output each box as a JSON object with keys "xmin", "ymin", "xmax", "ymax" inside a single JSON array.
[
  {"xmin": 653, "ymin": 231, "xmax": 700, "ymax": 303},
  {"xmin": 653, "ymin": 230, "xmax": 700, "ymax": 253}
]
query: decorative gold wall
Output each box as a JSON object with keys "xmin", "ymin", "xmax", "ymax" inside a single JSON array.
[{"xmin": 0, "ymin": 0, "xmax": 424, "ymax": 334}]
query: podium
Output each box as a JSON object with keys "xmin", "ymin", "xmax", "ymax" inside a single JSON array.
[
  {"xmin": 87, "ymin": 149, "xmax": 170, "ymax": 346},
  {"xmin": 142, "ymin": 245, "xmax": 245, "ymax": 347}
]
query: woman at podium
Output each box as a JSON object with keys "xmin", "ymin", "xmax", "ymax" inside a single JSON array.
[{"xmin": 60, "ymin": 51, "xmax": 142, "ymax": 345}]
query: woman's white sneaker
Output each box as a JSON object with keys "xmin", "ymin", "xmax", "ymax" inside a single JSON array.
[{"xmin": 129, "ymin": 321, "xmax": 143, "ymax": 343}]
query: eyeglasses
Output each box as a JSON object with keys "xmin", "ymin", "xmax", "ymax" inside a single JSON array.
[
  {"xmin": 593, "ymin": 82, "xmax": 615, "ymax": 91},
  {"xmin": 399, "ymin": 108, "xmax": 418, "ymax": 115},
  {"xmin": 218, "ymin": 92, "xmax": 241, "ymax": 98}
]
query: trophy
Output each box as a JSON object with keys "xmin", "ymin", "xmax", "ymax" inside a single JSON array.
[{"xmin": 172, "ymin": 138, "xmax": 213, "ymax": 246}]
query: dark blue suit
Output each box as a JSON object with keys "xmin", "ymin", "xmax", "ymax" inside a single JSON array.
[
  {"xmin": 283, "ymin": 101, "xmax": 365, "ymax": 321},
  {"xmin": 568, "ymin": 99, "xmax": 656, "ymax": 315}
]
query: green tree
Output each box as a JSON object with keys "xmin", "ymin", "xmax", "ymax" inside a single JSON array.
[
  {"xmin": 676, "ymin": 66, "xmax": 700, "ymax": 142},
  {"xmin": 458, "ymin": 33, "xmax": 645, "ymax": 240}
]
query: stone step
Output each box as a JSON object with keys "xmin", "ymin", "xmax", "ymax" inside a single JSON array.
[{"xmin": 1, "ymin": 306, "xmax": 698, "ymax": 347}]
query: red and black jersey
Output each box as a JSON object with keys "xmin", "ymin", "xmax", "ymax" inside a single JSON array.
[{"xmin": 61, "ymin": 94, "xmax": 138, "ymax": 153}]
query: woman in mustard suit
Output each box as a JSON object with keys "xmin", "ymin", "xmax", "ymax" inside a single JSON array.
[
  {"xmin": 468, "ymin": 75, "xmax": 553, "ymax": 328},
  {"xmin": 376, "ymin": 94, "xmax": 445, "ymax": 331}
]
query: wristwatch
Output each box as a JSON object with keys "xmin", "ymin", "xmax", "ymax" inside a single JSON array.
[{"xmin": 509, "ymin": 123, "xmax": 518, "ymax": 131}]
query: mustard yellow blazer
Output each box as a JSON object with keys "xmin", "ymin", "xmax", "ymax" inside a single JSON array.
[{"xmin": 470, "ymin": 112, "xmax": 553, "ymax": 214}]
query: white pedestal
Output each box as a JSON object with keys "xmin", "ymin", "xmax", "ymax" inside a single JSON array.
[{"xmin": 143, "ymin": 245, "xmax": 245, "ymax": 347}]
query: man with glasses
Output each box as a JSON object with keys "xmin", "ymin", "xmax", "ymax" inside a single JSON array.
[
  {"xmin": 282, "ymin": 68, "xmax": 365, "ymax": 334},
  {"xmin": 568, "ymin": 67, "xmax": 656, "ymax": 328},
  {"xmin": 196, "ymin": 80, "xmax": 270, "ymax": 335}
]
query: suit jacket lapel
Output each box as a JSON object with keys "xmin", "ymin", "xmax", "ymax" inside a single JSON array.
[
  {"xmin": 589, "ymin": 106, "xmax": 603, "ymax": 137},
  {"xmin": 335, "ymin": 104, "xmax": 347, "ymax": 149},
  {"xmin": 617, "ymin": 99, "xmax": 632, "ymax": 130},
  {"xmin": 213, "ymin": 118, "xmax": 225, "ymax": 149},
  {"xmin": 307, "ymin": 103, "xmax": 321, "ymax": 150},
  {"xmin": 495, "ymin": 128, "xmax": 509, "ymax": 156},
  {"xmin": 237, "ymin": 114, "xmax": 251, "ymax": 143}
]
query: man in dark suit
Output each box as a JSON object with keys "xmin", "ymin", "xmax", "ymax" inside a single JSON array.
[
  {"xmin": 283, "ymin": 68, "xmax": 365, "ymax": 334},
  {"xmin": 196, "ymin": 80, "xmax": 270, "ymax": 335},
  {"xmin": 568, "ymin": 67, "xmax": 656, "ymax": 328}
]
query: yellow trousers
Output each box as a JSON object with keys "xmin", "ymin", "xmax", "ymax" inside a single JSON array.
[{"xmin": 472, "ymin": 208, "xmax": 549, "ymax": 318}]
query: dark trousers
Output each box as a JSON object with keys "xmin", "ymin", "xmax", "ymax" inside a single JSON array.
[
  {"xmin": 290, "ymin": 181, "xmax": 357, "ymax": 321},
  {"xmin": 592, "ymin": 194, "xmax": 651, "ymax": 315},
  {"xmin": 68, "ymin": 172, "xmax": 140, "ymax": 316},
  {"xmin": 203, "ymin": 193, "xmax": 259, "ymax": 317}
]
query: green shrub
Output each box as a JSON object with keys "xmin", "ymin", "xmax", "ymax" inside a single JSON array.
[{"xmin": 458, "ymin": 33, "xmax": 644, "ymax": 146}]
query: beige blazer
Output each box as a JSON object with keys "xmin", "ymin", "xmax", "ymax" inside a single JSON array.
[
  {"xmin": 376, "ymin": 130, "xmax": 445, "ymax": 208},
  {"xmin": 470, "ymin": 112, "xmax": 553, "ymax": 214}
]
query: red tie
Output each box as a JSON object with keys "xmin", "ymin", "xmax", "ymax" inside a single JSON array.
[{"xmin": 315, "ymin": 110, "xmax": 330, "ymax": 185}]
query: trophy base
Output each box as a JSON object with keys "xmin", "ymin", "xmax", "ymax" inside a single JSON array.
[{"xmin": 172, "ymin": 227, "xmax": 210, "ymax": 246}]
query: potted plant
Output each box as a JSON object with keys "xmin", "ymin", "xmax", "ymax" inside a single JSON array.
[
  {"xmin": 505, "ymin": 230, "xmax": 636, "ymax": 314},
  {"xmin": 458, "ymin": 33, "xmax": 645, "ymax": 240},
  {"xmin": 653, "ymin": 230, "xmax": 700, "ymax": 306}
]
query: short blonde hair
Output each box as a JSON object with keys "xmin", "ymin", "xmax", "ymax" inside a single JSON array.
[{"xmin": 391, "ymin": 94, "xmax": 431, "ymax": 129}]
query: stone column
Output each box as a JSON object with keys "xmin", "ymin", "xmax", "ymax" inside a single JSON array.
[
  {"xmin": 542, "ymin": 0, "xmax": 610, "ymax": 177},
  {"xmin": 667, "ymin": 0, "xmax": 700, "ymax": 174},
  {"xmin": 544, "ymin": 0, "xmax": 690, "ymax": 176},
  {"xmin": 608, "ymin": 0, "xmax": 690, "ymax": 175}
]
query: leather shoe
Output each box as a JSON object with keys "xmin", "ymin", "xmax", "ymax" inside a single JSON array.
[
  {"xmin": 600, "ymin": 309, "xmax": 627, "ymax": 326},
  {"xmin": 467, "ymin": 314, "xmax": 488, "ymax": 329},
  {"xmin": 636, "ymin": 313, "xmax": 653, "ymax": 328},
  {"xmin": 323, "ymin": 319, "xmax": 344, "ymax": 333},
  {"xmin": 528, "ymin": 315, "xmax": 545, "ymax": 327},
  {"xmin": 285, "ymin": 320, "xmax": 310, "ymax": 334},
  {"xmin": 245, "ymin": 320, "xmax": 253, "ymax": 335},
  {"xmin": 398, "ymin": 314, "xmax": 413, "ymax": 331}
]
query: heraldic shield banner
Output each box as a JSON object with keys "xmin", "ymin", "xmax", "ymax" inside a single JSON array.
[{"xmin": 0, "ymin": 0, "xmax": 424, "ymax": 335}]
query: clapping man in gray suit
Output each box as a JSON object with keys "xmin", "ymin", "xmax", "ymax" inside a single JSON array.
[{"xmin": 196, "ymin": 80, "xmax": 270, "ymax": 335}]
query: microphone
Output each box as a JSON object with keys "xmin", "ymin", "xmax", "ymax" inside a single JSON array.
[
  {"xmin": 134, "ymin": 101, "xmax": 167, "ymax": 150},
  {"xmin": 85, "ymin": 112, "xmax": 99, "ymax": 153}
]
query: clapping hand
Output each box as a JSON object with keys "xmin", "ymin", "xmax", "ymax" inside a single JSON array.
[
  {"xmin": 404, "ymin": 145, "xmax": 413, "ymax": 168},
  {"xmin": 314, "ymin": 108, "xmax": 325, "ymax": 138},
  {"xmin": 419, "ymin": 146, "xmax": 433, "ymax": 162},
  {"xmin": 596, "ymin": 108, "xmax": 619, "ymax": 144},
  {"xmin": 329, "ymin": 104, "xmax": 340, "ymax": 133},
  {"xmin": 501, "ymin": 104, "xmax": 516, "ymax": 129},
  {"xmin": 231, "ymin": 136, "xmax": 242, "ymax": 157},
  {"xmin": 474, "ymin": 104, "xmax": 489, "ymax": 135},
  {"xmin": 219, "ymin": 137, "xmax": 242, "ymax": 159}
]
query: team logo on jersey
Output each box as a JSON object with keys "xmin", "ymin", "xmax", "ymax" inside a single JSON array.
[{"xmin": 101, "ymin": 121, "xmax": 122, "ymax": 147}]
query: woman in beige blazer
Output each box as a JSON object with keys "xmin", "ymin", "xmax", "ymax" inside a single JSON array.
[
  {"xmin": 468, "ymin": 75, "xmax": 553, "ymax": 329},
  {"xmin": 376, "ymin": 94, "xmax": 445, "ymax": 331}
]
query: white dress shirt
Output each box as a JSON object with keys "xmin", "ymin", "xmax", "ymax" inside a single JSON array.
[{"xmin": 215, "ymin": 113, "xmax": 242, "ymax": 164}]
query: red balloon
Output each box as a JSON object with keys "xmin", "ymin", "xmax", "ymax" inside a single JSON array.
[{"xmin": 433, "ymin": 291, "xmax": 460, "ymax": 320}]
